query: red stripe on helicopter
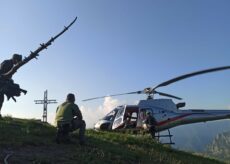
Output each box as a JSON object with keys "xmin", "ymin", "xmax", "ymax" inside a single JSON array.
[{"xmin": 157, "ymin": 113, "xmax": 192, "ymax": 126}]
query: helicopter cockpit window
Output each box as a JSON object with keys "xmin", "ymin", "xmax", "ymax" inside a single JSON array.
[
  {"xmin": 102, "ymin": 109, "xmax": 118, "ymax": 121},
  {"xmin": 130, "ymin": 112, "xmax": 137, "ymax": 121}
]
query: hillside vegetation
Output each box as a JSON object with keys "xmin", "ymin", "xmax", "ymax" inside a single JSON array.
[
  {"xmin": 206, "ymin": 131, "xmax": 230, "ymax": 162},
  {"xmin": 0, "ymin": 116, "xmax": 224, "ymax": 164}
]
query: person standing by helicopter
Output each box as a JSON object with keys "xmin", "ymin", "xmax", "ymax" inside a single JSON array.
[
  {"xmin": 145, "ymin": 111, "xmax": 157, "ymax": 139},
  {"xmin": 0, "ymin": 54, "xmax": 22, "ymax": 118}
]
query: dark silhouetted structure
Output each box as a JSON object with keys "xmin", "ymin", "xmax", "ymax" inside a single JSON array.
[
  {"xmin": 34, "ymin": 90, "xmax": 57, "ymax": 122},
  {"xmin": 0, "ymin": 17, "xmax": 77, "ymax": 118}
]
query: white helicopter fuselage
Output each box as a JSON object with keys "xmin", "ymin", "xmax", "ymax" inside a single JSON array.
[
  {"xmin": 94, "ymin": 99, "xmax": 230, "ymax": 132},
  {"xmin": 138, "ymin": 99, "xmax": 230, "ymax": 132}
]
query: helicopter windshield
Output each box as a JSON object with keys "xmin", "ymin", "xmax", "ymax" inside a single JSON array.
[
  {"xmin": 114, "ymin": 106, "xmax": 125, "ymax": 119},
  {"xmin": 102, "ymin": 108, "xmax": 118, "ymax": 121}
]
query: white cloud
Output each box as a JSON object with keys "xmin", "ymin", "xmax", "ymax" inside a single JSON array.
[
  {"xmin": 48, "ymin": 112, "xmax": 56, "ymax": 125},
  {"xmin": 80, "ymin": 97, "xmax": 121, "ymax": 128}
]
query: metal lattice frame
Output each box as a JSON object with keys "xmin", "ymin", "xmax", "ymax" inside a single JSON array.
[{"xmin": 34, "ymin": 90, "xmax": 57, "ymax": 122}]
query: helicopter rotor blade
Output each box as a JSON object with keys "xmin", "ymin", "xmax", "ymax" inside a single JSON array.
[
  {"xmin": 154, "ymin": 91, "xmax": 182, "ymax": 100},
  {"xmin": 152, "ymin": 66, "xmax": 230, "ymax": 91},
  {"xmin": 83, "ymin": 66, "xmax": 229, "ymax": 102},
  {"xmin": 82, "ymin": 90, "xmax": 144, "ymax": 101}
]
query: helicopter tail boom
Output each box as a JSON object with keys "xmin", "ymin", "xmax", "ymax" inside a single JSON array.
[{"xmin": 155, "ymin": 109, "xmax": 230, "ymax": 132}]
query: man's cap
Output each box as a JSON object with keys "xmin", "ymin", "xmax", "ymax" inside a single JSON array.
[
  {"xmin": 12, "ymin": 54, "xmax": 22, "ymax": 61},
  {"xmin": 66, "ymin": 93, "xmax": 75, "ymax": 102},
  {"xmin": 146, "ymin": 111, "xmax": 151, "ymax": 115}
]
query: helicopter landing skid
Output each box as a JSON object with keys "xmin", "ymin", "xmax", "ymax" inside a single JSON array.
[{"xmin": 155, "ymin": 129, "xmax": 175, "ymax": 145}]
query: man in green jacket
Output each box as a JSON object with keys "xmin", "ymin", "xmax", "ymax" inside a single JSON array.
[{"xmin": 55, "ymin": 93, "xmax": 86, "ymax": 145}]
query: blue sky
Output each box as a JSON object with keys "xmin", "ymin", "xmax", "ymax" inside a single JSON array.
[{"xmin": 0, "ymin": 0, "xmax": 229, "ymax": 126}]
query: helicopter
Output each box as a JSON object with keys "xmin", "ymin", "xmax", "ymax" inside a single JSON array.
[{"xmin": 83, "ymin": 66, "xmax": 230, "ymax": 143}]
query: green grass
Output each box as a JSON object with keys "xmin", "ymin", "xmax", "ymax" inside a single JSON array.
[{"xmin": 0, "ymin": 116, "xmax": 224, "ymax": 164}]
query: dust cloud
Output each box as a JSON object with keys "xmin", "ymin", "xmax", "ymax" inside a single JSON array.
[{"xmin": 80, "ymin": 97, "xmax": 121, "ymax": 128}]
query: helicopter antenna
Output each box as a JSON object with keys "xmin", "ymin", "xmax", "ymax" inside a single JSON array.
[{"xmin": 83, "ymin": 66, "xmax": 230, "ymax": 101}]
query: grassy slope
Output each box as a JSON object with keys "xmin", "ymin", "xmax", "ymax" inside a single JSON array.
[{"xmin": 0, "ymin": 117, "xmax": 224, "ymax": 164}]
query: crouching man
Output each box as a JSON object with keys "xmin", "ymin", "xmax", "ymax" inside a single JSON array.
[{"xmin": 54, "ymin": 93, "xmax": 86, "ymax": 145}]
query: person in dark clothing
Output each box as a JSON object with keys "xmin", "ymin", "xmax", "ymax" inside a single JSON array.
[
  {"xmin": 55, "ymin": 93, "xmax": 86, "ymax": 145},
  {"xmin": 144, "ymin": 111, "xmax": 157, "ymax": 139},
  {"xmin": 124, "ymin": 112, "xmax": 132, "ymax": 128},
  {"xmin": 0, "ymin": 54, "xmax": 22, "ymax": 118},
  {"xmin": 0, "ymin": 54, "xmax": 22, "ymax": 76}
]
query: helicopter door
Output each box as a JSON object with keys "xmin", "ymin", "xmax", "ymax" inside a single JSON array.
[
  {"xmin": 137, "ymin": 108, "xmax": 152, "ymax": 128},
  {"xmin": 112, "ymin": 106, "xmax": 125, "ymax": 130},
  {"xmin": 123, "ymin": 109, "xmax": 139, "ymax": 129}
]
